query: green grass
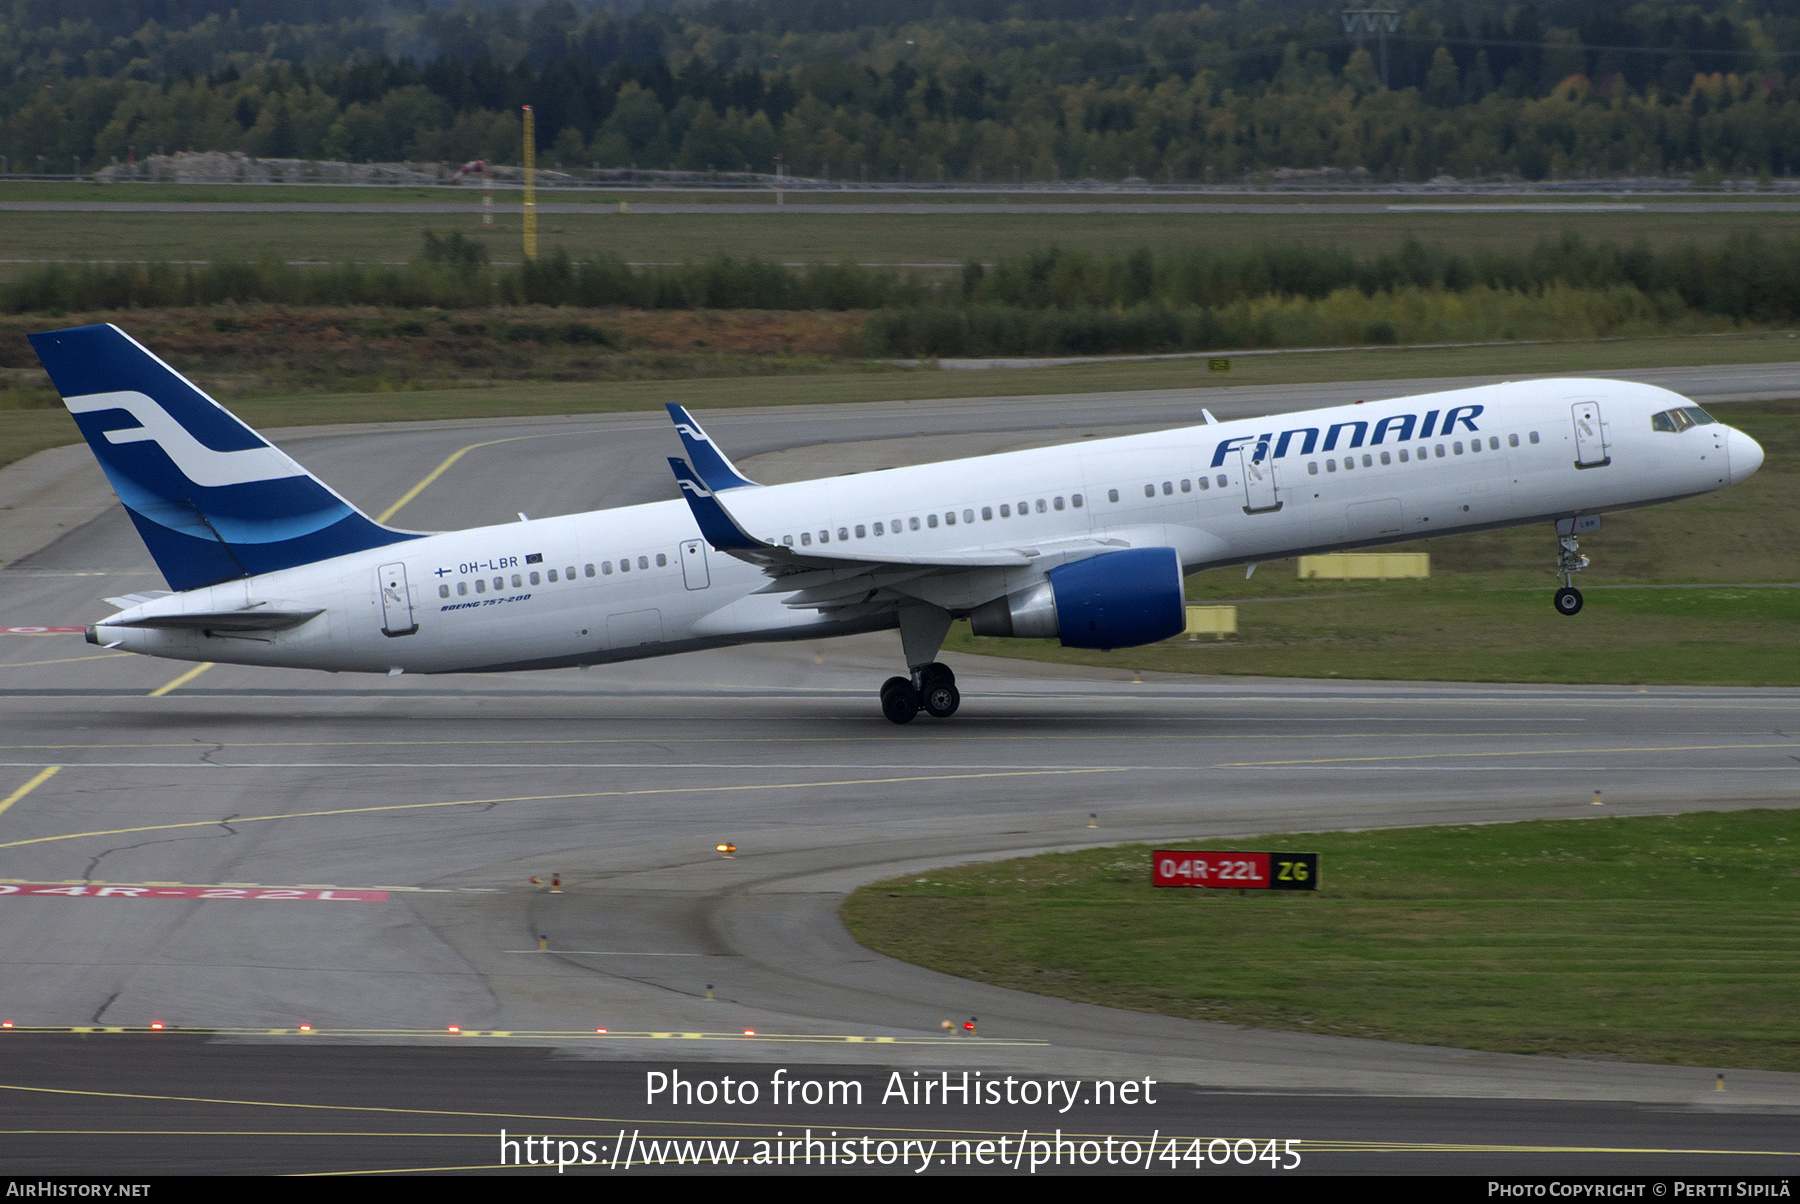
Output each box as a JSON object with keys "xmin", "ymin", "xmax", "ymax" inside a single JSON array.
[
  {"xmin": 7, "ymin": 206, "xmax": 1800, "ymax": 273},
  {"xmin": 842, "ymin": 810, "xmax": 1800, "ymax": 1071}
]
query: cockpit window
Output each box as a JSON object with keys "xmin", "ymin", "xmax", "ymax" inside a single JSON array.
[{"xmin": 1652, "ymin": 407, "xmax": 1713, "ymax": 432}]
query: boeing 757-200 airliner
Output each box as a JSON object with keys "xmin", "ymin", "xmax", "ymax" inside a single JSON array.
[{"xmin": 30, "ymin": 324, "xmax": 1765, "ymax": 723}]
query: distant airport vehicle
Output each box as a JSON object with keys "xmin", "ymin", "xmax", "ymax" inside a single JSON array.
[{"xmin": 32, "ymin": 325, "xmax": 1764, "ymax": 723}]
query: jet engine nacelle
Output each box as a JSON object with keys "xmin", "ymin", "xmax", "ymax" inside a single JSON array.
[{"xmin": 968, "ymin": 547, "xmax": 1185, "ymax": 650}]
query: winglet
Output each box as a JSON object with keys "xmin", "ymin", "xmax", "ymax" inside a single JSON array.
[
  {"xmin": 668, "ymin": 458, "xmax": 767, "ymax": 551},
  {"xmin": 666, "ymin": 403, "xmax": 758, "ymax": 489}
]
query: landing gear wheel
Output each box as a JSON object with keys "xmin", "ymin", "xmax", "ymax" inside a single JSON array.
[
  {"xmin": 917, "ymin": 662, "xmax": 956, "ymax": 690},
  {"xmin": 880, "ymin": 676, "xmax": 920, "ymax": 724},
  {"xmin": 921, "ymin": 681, "xmax": 961, "ymax": 718},
  {"xmin": 1554, "ymin": 586, "xmax": 1584, "ymax": 616}
]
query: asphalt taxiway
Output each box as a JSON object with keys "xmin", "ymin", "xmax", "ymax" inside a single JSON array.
[{"xmin": 0, "ymin": 370, "xmax": 1795, "ymax": 1174}]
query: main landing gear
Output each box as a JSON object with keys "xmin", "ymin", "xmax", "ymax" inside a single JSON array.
[
  {"xmin": 1553, "ymin": 522, "xmax": 1590, "ymax": 616},
  {"xmin": 880, "ymin": 662, "xmax": 959, "ymax": 725}
]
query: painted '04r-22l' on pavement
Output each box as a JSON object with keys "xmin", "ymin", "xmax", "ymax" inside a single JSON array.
[{"xmin": 30, "ymin": 324, "xmax": 1765, "ymax": 723}]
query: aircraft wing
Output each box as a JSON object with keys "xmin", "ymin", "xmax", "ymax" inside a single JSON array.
[{"xmin": 670, "ymin": 458, "xmax": 1124, "ymax": 616}]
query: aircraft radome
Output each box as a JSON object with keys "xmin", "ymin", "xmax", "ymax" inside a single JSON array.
[{"xmin": 30, "ymin": 324, "xmax": 1765, "ymax": 723}]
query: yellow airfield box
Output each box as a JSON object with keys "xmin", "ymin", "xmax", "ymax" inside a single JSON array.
[
  {"xmin": 1297, "ymin": 553, "xmax": 1430, "ymax": 581},
  {"xmin": 1184, "ymin": 605, "xmax": 1238, "ymax": 640}
]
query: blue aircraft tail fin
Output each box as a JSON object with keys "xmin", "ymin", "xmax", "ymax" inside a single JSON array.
[
  {"xmin": 666, "ymin": 403, "xmax": 758, "ymax": 489},
  {"xmin": 29, "ymin": 324, "xmax": 418, "ymax": 592}
]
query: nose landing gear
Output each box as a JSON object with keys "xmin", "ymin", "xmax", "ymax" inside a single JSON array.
[
  {"xmin": 1553, "ymin": 519, "xmax": 1592, "ymax": 616},
  {"xmin": 879, "ymin": 663, "xmax": 959, "ymax": 724}
]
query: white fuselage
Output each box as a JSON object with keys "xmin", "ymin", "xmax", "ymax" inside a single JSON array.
[{"xmin": 94, "ymin": 378, "xmax": 1755, "ymax": 672}]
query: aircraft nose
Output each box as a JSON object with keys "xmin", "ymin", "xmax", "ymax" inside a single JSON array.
[{"xmin": 1727, "ymin": 426, "xmax": 1765, "ymax": 484}]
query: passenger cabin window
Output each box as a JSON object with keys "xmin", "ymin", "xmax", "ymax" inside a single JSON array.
[
  {"xmin": 964, "ymin": 509, "xmax": 975, "ymax": 523},
  {"xmin": 982, "ymin": 506, "xmax": 993, "ymax": 520},
  {"xmin": 1379, "ymin": 451, "xmax": 1391, "ymax": 465},
  {"xmin": 838, "ymin": 527, "xmax": 849, "ymax": 541},
  {"xmin": 1326, "ymin": 460, "xmax": 1337, "ymax": 473},
  {"xmin": 800, "ymin": 532, "xmax": 812, "ymax": 545},
  {"xmin": 782, "ymin": 535, "xmax": 794, "ymax": 546},
  {"xmin": 546, "ymin": 570, "xmax": 557, "ymax": 582},
  {"xmin": 439, "ymin": 584, "xmax": 449, "ymax": 598},
  {"xmin": 1144, "ymin": 484, "xmax": 1155, "ymax": 497},
  {"xmin": 585, "ymin": 564, "xmax": 595, "ymax": 577},
  {"xmin": 601, "ymin": 562, "xmax": 612, "ymax": 575},
  {"xmin": 1162, "ymin": 481, "xmax": 1173, "ymax": 495},
  {"xmin": 944, "ymin": 512, "xmax": 955, "ymax": 526},
  {"xmin": 566, "ymin": 566, "xmax": 575, "ymax": 579},
  {"xmin": 656, "ymin": 554, "xmax": 667, "ymax": 566},
  {"xmin": 1000, "ymin": 504, "xmax": 1012, "ymax": 517},
  {"xmin": 638, "ymin": 556, "xmax": 649, "ymax": 569},
  {"xmin": 620, "ymin": 559, "xmax": 629, "ymax": 572},
  {"xmin": 1215, "ymin": 474, "xmax": 1228, "ymax": 488},
  {"xmin": 1035, "ymin": 499, "xmax": 1047, "ymax": 513},
  {"xmin": 871, "ymin": 522, "xmax": 883, "ymax": 536},
  {"xmin": 1488, "ymin": 437, "xmax": 1500, "ymax": 450},
  {"xmin": 512, "ymin": 574, "xmax": 523, "ymax": 587},
  {"xmin": 1052, "ymin": 497, "xmax": 1064, "ymax": 511},
  {"xmin": 855, "ymin": 525, "xmax": 866, "ymax": 538},
  {"xmin": 1072, "ymin": 494, "xmax": 1083, "ymax": 507},
  {"xmin": 1106, "ymin": 491, "xmax": 1117, "ymax": 504},
  {"xmin": 1529, "ymin": 431, "xmax": 1540, "ymax": 444},
  {"xmin": 458, "ymin": 581, "xmax": 469, "ymax": 595},
  {"xmin": 1435, "ymin": 445, "xmax": 1446, "ymax": 457},
  {"xmin": 1362, "ymin": 454, "xmax": 1373, "ymax": 467},
  {"xmin": 476, "ymin": 579, "xmax": 486, "ymax": 593},
  {"xmin": 1508, "ymin": 434, "xmax": 1519, "ymax": 448},
  {"xmin": 908, "ymin": 517, "xmax": 920, "ymax": 531},
  {"xmin": 1018, "ymin": 499, "xmax": 1029, "ymax": 513},
  {"xmin": 528, "ymin": 571, "xmax": 540, "ymax": 585},
  {"xmin": 1308, "ymin": 462, "xmax": 1319, "ymax": 475},
  {"xmin": 1197, "ymin": 477, "xmax": 1208, "ymax": 490},
  {"xmin": 1399, "ymin": 449, "xmax": 1410, "ymax": 462},
  {"xmin": 927, "ymin": 514, "xmax": 939, "ymax": 528},
  {"xmin": 1180, "ymin": 479, "xmax": 1191, "ymax": 493},
  {"xmin": 493, "ymin": 577, "xmax": 503, "ymax": 590}
]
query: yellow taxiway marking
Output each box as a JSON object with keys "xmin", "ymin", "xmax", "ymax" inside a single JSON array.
[
  {"xmin": 0, "ymin": 766, "xmax": 59, "ymax": 819},
  {"xmin": 0, "ymin": 653, "xmax": 133, "ymax": 669},
  {"xmin": 147, "ymin": 662, "xmax": 214, "ymax": 697},
  {"xmin": 1219, "ymin": 740, "xmax": 1800, "ymax": 767},
  {"xmin": 0, "ymin": 767, "xmax": 1121, "ymax": 850},
  {"xmin": 376, "ymin": 434, "xmax": 558, "ymax": 524}
]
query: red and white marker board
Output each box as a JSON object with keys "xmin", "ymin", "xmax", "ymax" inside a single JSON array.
[{"xmin": 1152, "ymin": 851, "xmax": 1318, "ymax": 890}]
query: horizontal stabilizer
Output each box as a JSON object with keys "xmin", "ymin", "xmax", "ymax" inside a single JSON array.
[
  {"xmin": 103, "ymin": 591, "xmax": 174, "ymax": 609},
  {"xmin": 107, "ymin": 607, "xmax": 324, "ymax": 632},
  {"xmin": 666, "ymin": 404, "xmax": 758, "ymax": 490}
]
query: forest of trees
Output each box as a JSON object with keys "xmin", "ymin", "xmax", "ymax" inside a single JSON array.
[{"xmin": 4, "ymin": 2, "xmax": 1800, "ymax": 182}]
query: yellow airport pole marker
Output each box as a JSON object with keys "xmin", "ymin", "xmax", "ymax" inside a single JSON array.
[
  {"xmin": 148, "ymin": 662, "xmax": 213, "ymax": 697},
  {"xmin": 1592, "ymin": 790, "xmax": 1604, "ymax": 806},
  {"xmin": 1087, "ymin": 812, "xmax": 1098, "ymax": 828},
  {"xmin": 537, "ymin": 935, "xmax": 547, "ymax": 952},
  {"xmin": 0, "ymin": 766, "xmax": 59, "ymax": 818},
  {"xmin": 1717, "ymin": 1074, "xmax": 1725, "ymax": 1091},
  {"xmin": 521, "ymin": 105, "xmax": 536, "ymax": 261}
]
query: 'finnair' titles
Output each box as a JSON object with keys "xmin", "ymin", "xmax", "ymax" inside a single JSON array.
[{"xmin": 29, "ymin": 324, "xmax": 1765, "ymax": 724}]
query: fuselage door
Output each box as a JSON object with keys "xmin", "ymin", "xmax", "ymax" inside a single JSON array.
[
  {"xmin": 378, "ymin": 562, "xmax": 417, "ymax": 637},
  {"xmin": 1239, "ymin": 446, "xmax": 1281, "ymax": 513},
  {"xmin": 680, "ymin": 539, "xmax": 711, "ymax": 590},
  {"xmin": 1572, "ymin": 402, "xmax": 1610, "ymax": 468}
]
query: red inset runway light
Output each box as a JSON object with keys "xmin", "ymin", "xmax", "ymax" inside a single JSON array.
[
  {"xmin": 595, "ymin": 1027, "xmax": 607, "ymax": 1033},
  {"xmin": 743, "ymin": 1029, "xmax": 755, "ymax": 1036},
  {"xmin": 2, "ymin": 1021, "xmax": 12, "ymax": 1028},
  {"xmin": 150, "ymin": 1021, "xmax": 164, "ymax": 1030},
  {"xmin": 298, "ymin": 1024, "xmax": 312, "ymax": 1032}
]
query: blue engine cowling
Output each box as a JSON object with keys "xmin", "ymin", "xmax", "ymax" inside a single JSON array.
[{"xmin": 969, "ymin": 547, "xmax": 1185, "ymax": 651}]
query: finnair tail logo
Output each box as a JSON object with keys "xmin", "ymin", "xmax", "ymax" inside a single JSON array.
[
  {"xmin": 676, "ymin": 477, "xmax": 714, "ymax": 499},
  {"xmin": 66, "ymin": 391, "xmax": 306, "ymax": 489},
  {"xmin": 674, "ymin": 423, "xmax": 703, "ymax": 442}
]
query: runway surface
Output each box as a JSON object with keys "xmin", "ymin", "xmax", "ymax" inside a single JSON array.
[{"xmin": 0, "ymin": 369, "xmax": 1796, "ymax": 1174}]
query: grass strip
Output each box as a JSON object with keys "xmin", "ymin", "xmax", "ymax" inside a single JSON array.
[{"xmin": 843, "ymin": 810, "xmax": 1800, "ymax": 1071}]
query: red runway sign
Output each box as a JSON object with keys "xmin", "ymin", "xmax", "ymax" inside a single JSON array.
[
  {"xmin": 0, "ymin": 883, "xmax": 388, "ymax": 901},
  {"xmin": 1152, "ymin": 851, "xmax": 1318, "ymax": 891}
]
